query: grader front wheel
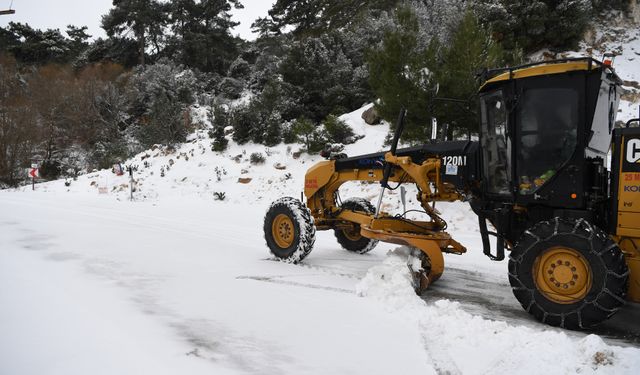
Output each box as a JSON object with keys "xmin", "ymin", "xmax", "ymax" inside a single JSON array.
[
  {"xmin": 264, "ymin": 197, "xmax": 316, "ymax": 263},
  {"xmin": 509, "ymin": 218, "xmax": 628, "ymax": 329}
]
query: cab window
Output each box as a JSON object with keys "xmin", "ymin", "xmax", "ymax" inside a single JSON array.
[{"xmin": 516, "ymin": 88, "xmax": 578, "ymax": 194}]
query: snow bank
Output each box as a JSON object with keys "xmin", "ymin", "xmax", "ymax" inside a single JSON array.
[{"xmin": 357, "ymin": 248, "xmax": 640, "ymax": 375}]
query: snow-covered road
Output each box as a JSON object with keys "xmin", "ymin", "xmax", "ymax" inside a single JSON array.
[
  {"xmin": 3, "ymin": 191, "xmax": 640, "ymax": 375},
  {"xmin": 0, "ymin": 192, "xmax": 429, "ymax": 375}
]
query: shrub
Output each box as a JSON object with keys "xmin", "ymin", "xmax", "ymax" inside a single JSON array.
[
  {"xmin": 230, "ymin": 105, "xmax": 254, "ymax": 145},
  {"xmin": 228, "ymin": 57, "xmax": 251, "ymax": 80},
  {"xmin": 249, "ymin": 152, "xmax": 266, "ymax": 165},
  {"xmin": 293, "ymin": 117, "xmax": 326, "ymax": 153},
  {"xmin": 322, "ymin": 115, "xmax": 358, "ymax": 144},
  {"xmin": 39, "ymin": 160, "xmax": 61, "ymax": 180},
  {"xmin": 218, "ymin": 77, "xmax": 244, "ymax": 99}
]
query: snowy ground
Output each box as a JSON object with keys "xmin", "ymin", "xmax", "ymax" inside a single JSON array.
[{"xmin": 3, "ymin": 83, "xmax": 640, "ymax": 374}]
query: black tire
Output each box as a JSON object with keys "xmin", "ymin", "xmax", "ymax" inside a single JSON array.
[
  {"xmin": 509, "ymin": 218, "xmax": 628, "ymax": 329},
  {"xmin": 264, "ymin": 197, "xmax": 316, "ymax": 263},
  {"xmin": 334, "ymin": 198, "xmax": 378, "ymax": 254}
]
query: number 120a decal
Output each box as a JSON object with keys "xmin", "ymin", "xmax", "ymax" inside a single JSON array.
[{"xmin": 442, "ymin": 156, "xmax": 467, "ymax": 166}]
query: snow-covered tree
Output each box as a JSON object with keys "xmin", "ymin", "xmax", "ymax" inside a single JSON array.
[
  {"xmin": 209, "ymin": 104, "xmax": 229, "ymax": 152},
  {"xmin": 102, "ymin": 0, "xmax": 168, "ymax": 65},
  {"xmin": 474, "ymin": 0, "xmax": 592, "ymax": 52},
  {"xmin": 128, "ymin": 60, "xmax": 197, "ymax": 148}
]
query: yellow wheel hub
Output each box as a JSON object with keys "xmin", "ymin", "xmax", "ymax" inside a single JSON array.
[
  {"xmin": 272, "ymin": 214, "xmax": 295, "ymax": 248},
  {"xmin": 342, "ymin": 227, "xmax": 362, "ymax": 242},
  {"xmin": 533, "ymin": 246, "xmax": 592, "ymax": 304}
]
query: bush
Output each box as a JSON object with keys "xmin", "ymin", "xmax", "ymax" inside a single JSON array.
[
  {"xmin": 218, "ymin": 77, "xmax": 244, "ymax": 99},
  {"xmin": 322, "ymin": 115, "xmax": 358, "ymax": 144},
  {"xmin": 39, "ymin": 159, "xmax": 61, "ymax": 180},
  {"xmin": 281, "ymin": 120, "xmax": 297, "ymax": 144},
  {"xmin": 250, "ymin": 152, "xmax": 266, "ymax": 165},
  {"xmin": 263, "ymin": 112, "xmax": 283, "ymax": 147},
  {"xmin": 228, "ymin": 57, "xmax": 251, "ymax": 80},
  {"xmin": 293, "ymin": 117, "xmax": 326, "ymax": 153},
  {"xmin": 230, "ymin": 105, "xmax": 254, "ymax": 145}
]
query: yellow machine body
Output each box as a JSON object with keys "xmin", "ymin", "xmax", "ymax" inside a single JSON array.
[
  {"xmin": 304, "ymin": 153, "xmax": 466, "ymax": 285},
  {"xmin": 612, "ymin": 130, "xmax": 640, "ymax": 302}
]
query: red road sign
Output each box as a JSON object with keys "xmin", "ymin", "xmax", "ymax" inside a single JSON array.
[{"xmin": 29, "ymin": 168, "xmax": 39, "ymax": 178}]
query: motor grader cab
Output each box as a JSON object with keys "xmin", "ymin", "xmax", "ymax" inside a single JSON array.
[{"xmin": 264, "ymin": 57, "xmax": 640, "ymax": 329}]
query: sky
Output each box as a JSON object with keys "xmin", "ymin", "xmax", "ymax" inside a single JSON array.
[{"xmin": 0, "ymin": 0, "xmax": 274, "ymax": 41}]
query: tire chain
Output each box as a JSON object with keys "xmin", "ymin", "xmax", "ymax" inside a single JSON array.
[{"xmin": 508, "ymin": 217, "xmax": 629, "ymax": 329}]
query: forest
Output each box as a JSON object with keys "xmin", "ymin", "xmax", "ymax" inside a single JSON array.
[{"xmin": 0, "ymin": 0, "xmax": 632, "ymax": 186}]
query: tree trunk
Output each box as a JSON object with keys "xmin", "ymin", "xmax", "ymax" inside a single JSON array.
[
  {"xmin": 137, "ymin": 30, "xmax": 146, "ymax": 66},
  {"xmin": 632, "ymin": 1, "xmax": 640, "ymax": 23}
]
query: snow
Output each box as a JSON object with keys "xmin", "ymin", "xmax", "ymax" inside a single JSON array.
[
  {"xmin": 4, "ymin": 37, "xmax": 640, "ymax": 374},
  {"xmin": 357, "ymin": 249, "xmax": 640, "ymax": 375}
]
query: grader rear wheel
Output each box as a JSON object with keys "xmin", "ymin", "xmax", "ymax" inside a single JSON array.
[
  {"xmin": 334, "ymin": 198, "xmax": 378, "ymax": 254},
  {"xmin": 509, "ymin": 218, "xmax": 628, "ymax": 329}
]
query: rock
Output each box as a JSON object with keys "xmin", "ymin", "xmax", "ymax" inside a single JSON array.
[
  {"xmin": 240, "ymin": 169, "xmax": 249, "ymax": 174},
  {"xmin": 361, "ymin": 106, "xmax": 381, "ymax": 125},
  {"xmin": 238, "ymin": 177, "xmax": 252, "ymax": 184},
  {"xmin": 274, "ymin": 163, "xmax": 287, "ymax": 170},
  {"xmin": 292, "ymin": 151, "xmax": 302, "ymax": 159}
]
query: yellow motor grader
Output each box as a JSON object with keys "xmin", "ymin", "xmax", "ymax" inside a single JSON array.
[{"xmin": 264, "ymin": 58, "xmax": 640, "ymax": 329}]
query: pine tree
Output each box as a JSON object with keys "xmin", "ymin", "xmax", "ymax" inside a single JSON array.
[
  {"xmin": 253, "ymin": 0, "xmax": 397, "ymax": 36},
  {"xmin": 433, "ymin": 10, "xmax": 504, "ymax": 137},
  {"xmin": 210, "ymin": 105, "xmax": 229, "ymax": 152},
  {"xmin": 368, "ymin": 7, "xmax": 506, "ymax": 141},
  {"xmin": 230, "ymin": 105, "xmax": 253, "ymax": 145},
  {"xmin": 263, "ymin": 112, "xmax": 283, "ymax": 147},
  {"xmin": 367, "ymin": 6, "xmax": 439, "ymax": 141},
  {"xmin": 166, "ymin": 0, "xmax": 243, "ymax": 74},
  {"xmin": 102, "ymin": 0, "xmax": 168, "ymax": 66}
]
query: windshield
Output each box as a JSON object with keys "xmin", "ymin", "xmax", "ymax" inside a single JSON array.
[
  {"xmin": 516, "ymin": 88, "xmax": 578, "ymax": 195},
  {"xmin": 480, "ymin": 90, "xmax": 511, "ymax": 195}
]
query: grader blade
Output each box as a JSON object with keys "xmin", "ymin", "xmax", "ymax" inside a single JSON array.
[{"xmin": 360, "ymin": 226, "xmax": 466, "ymax": 287}]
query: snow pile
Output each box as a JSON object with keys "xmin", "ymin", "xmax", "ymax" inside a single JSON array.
[
  {"xmin": 356, "ymin": 247, "xmax": 425, "ymax": 311},
  {"xmin": 356, "ymin": 248, "xmax": 640, "ymax": 375}
]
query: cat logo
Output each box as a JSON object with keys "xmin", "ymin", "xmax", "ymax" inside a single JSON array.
[{"xmin": 627, "ymin": 139, "xmax": 640, "ymax": 163}]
